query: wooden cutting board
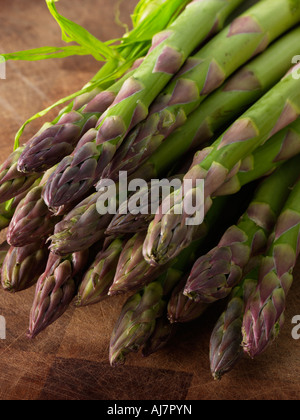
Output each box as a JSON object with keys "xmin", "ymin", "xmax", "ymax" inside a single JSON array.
[{"xmin": 0, "ymin": 0, "xmax": 300, "ymax": 401}]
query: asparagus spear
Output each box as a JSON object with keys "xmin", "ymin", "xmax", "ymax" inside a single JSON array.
[
  {"xmin": 0, "ymin": 147, "xmax": 41, "ymax": 204},
  {"xmin": 101, "ymin": 26, "xmax": 300, "ymax": 184},
  {"xmin": 242, "ymin": 176, "xmax": 300, "ymax": 358},
  {"xmin": 109, "ymin": 196, "xmax": 230, "ymax": 365},
  {"xmin": 167, "ymin": 277, "xmax": 209, "ymax": 324},
  {"xmin": 109, "ymin": 263, "xmax": 184, "ymax": 366},
  {"xmin": 16, "ymin": 0, "xmax": 183, "ymax": 174},
  {"xmin": 0, "ymin": 183, "xmax": 40, "ymax": 232},
  {"xmin": 0, "ymin": 241, "xmax": 10, "ymax": 275},
  {"xmin": 214, "ymin": 118, "xmax": 300, "ymax": 196},
  {"xmin": 184, "ymin": 155, "xmax": 300, "ymax": 303},
  {"xmin": 17, "ymin": 96, "xmax": 103, "ymax": 174},
  {"xmin": 75, "ymin": 238, "xmax": 123, "ymax": 307},
  {"xmin": 42, "ymin": 0, "xmax": 244, "ymax": 209},
  {"xmin": 48, "ymin": 190, "xmax": 114, "ymax": 256},
  {"xmin": 0, "ymin": 204, "xmax": 11, "ymax": 231},
  {"xmin": 143, "ymin": 64, "xmax": 300, "ymax": 267},
  {"xmin": 47, "ymin": 143, "xmax": 190, "ymax": 256},
  {"xmin": 108, "ymin": 232, "xmax": 170, "ymax": 296},
  {"xmin": 109, "ymin": 194, "xmax": 230, "ymax": 295},
  {"xmin": 6, "ymin": 167, "xmax": 60, "ymax": 247},
  {"xmin": 17, "ymin": 67, "xmax": 145, "ymax": 174},
  {"xmin": 159, "ymin": 260, "xmax": 250, "ymax": 359},
  {"xmin": 28, "ymin": 248, "xmax": 89, "ymax": 338},
  {"xmin": 210, "ymin": 266, "xmax": 259, "ymax": 380},
  {"xmin": 1, "ymin": 241, "xmax": 49, "ymax": 293},
  {"xmin": 129, "ymin": 85, "xmax": 300, "ymax": 205},
  {"xmin": 6, "ymin": 184, "xmax": 60, "ymax": 247}
]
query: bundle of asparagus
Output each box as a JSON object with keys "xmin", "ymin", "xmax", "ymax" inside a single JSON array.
[{"xmin": 1, "ymin": 0, "xmax": 300, "ymax": 382}]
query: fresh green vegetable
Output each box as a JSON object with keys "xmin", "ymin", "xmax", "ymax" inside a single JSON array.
[
  {"xmin": 17, "ymin": 67, "xmax": 145, "ymax": 174},
  {"xmin": 28, "ymin": 249, "xmax": 90, "ymax": 338},
  {"xmin": 1, "ymin": 0, "xmax": 300, "ymax": 380},
  {"xmin": 215, "ymin": 118, "xmax": 300, "ymax": 196},
  {"xmin": 75, "ymin": 238, "xmax": 123, "ymax": 307},
  {"xmin": 168, "ymin": 278, "xmax": 209, "ymax": 324},
  {"xmin": 143, "ymin": 64, "xmax": 300, "ymax": 267},
  {"xmin": 101, "ymin": 26, "xmax": 300, "ymax": 184},
  {"xmin": 42, "ymin": 0, "xmax": 244, "ymax": 209},
  {"xmin": 1, "ymin": 241, "xmax": 49, "ymax": 293},
  {"xmin": 210, "ymin": 265, "xmax": 259, "ymax": 380},
  {"xmin": 109, "ymin": 196, "xmax": 229, "ymax": 365},
  {"xmin": 0, "ymin": 147, "xmax": 41, "ymax": 204},
  {"xmin": 7, "ymin": 168, "xmax": 60, "ymax": 247},
  {"xmin": 184, "ymin": 155, "xmax": 300, "ymax": 303},
  {"xmin": 0, "ymin": 242, "xmax": 10, "ymax": 275},
  {"xmin": 109, "ymin": 248, "xmax": 194, "ymax": 365},
  {"xmin": 109, "ymin": 232, "xmax": 170, "ymax": 296},
  {"xmin": 9, "ymin": 0, "xmax": 188, "ymax": 149},
  {"xmin": 242, "ymin": 176, "xmax": 300, "ymax": 358}
]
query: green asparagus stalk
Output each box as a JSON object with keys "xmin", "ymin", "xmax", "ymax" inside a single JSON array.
[
  {"xmin": 184, "ymin": 155, "xmax": 300, "ymax": 303},
  {"xmin": 6, "ymin": 184, "xmax": 60, "ymax": 247},
  {"xmin": 47, "ymin": 145, "xmax": 191, "ymax": 256},
  {"xmin": 109, "ymin": 257, "xmax": 190, "ymax": 366},
  {"xmin": 0, "ymin": 204, "xmax": 11, "ymax": 231},
  {"xmin": 0, "ymin": 242, "xmax": 10, "ymax": 275},
  {"xmin": 6, "ymin": 167, "xmax": 60, "ymax": 247},
  {"xmin": 214, "ymin": 118, "xmax": 300, "ymax": 196},
  {"xmin": 16, "ymin": 0, "xmax": 187, "ymax": 174},
  {"xmin": 1, "ymin": 241, "xmax": 49, "ymax": 293},
  {"xmin": 42, "ymin": 0, "xmax": 244, "ymax": 209},
  {"xmin": 17, "ymin": 86, "xmax": 102, "ymax": 172},
  {"xmin": 0, "ymin": 183, "xmax": 39, "ymax": 232},
  {"xmin": 17, "ymin": 67, "xmax": 145, "ymax": 174},
  {"xmin": 210, "ymin": 265, "xmax": 259, "ymax": 380},
  {"xmin": 48, "ymin": 190, "xmax": 115, "ymax": 256},
  {"xmin": 101, "ymin": 26, "xmax": 300, "ymax": 184},
  {"xmin": 143, "ymin": 64, "xmax": 300, "ymax": 267},
  {"xmin": 129, "ymin": 81, "xmax": 300, "ymax": 200},
  {"xmin": 242, "ymin": 176, "xmax": 300, "ymax": 358},
  {"xmin": 0, "ymin": 147, "xmax": 41, "ymax": 204},
  {"xmin": 75, "ymin": 238, "xmax": 123, "ymax": 307},
  {"xmin": 109, "ymin": 194, "xmax": 231, "ymax": 296},
  {"xmin": 167, "ymin": 277, "xmax": 209, "ymax": 324},
  {"xmin": 109, "ymin": 196, "xmax": 230, "ymax": 365},
  {"xmin": 48, "ymin": 41, "xmax": 300, "ymax": 257},
  {"xmin": 28, "ymin": 249, "xmax": 90, "ymax": 339},
  {"xmin": 108, "ymin": 232, "xmax": 170, "ymax": 296}
]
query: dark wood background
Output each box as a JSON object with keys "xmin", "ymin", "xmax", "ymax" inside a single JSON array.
[{"xmin": 0, "ymin": 0, "xmax": 299, "ymax": 401}]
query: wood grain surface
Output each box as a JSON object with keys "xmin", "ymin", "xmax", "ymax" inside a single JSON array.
[{"xmin": 0, "ymin": 0, "xmax": 300, "ymax": 401}]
